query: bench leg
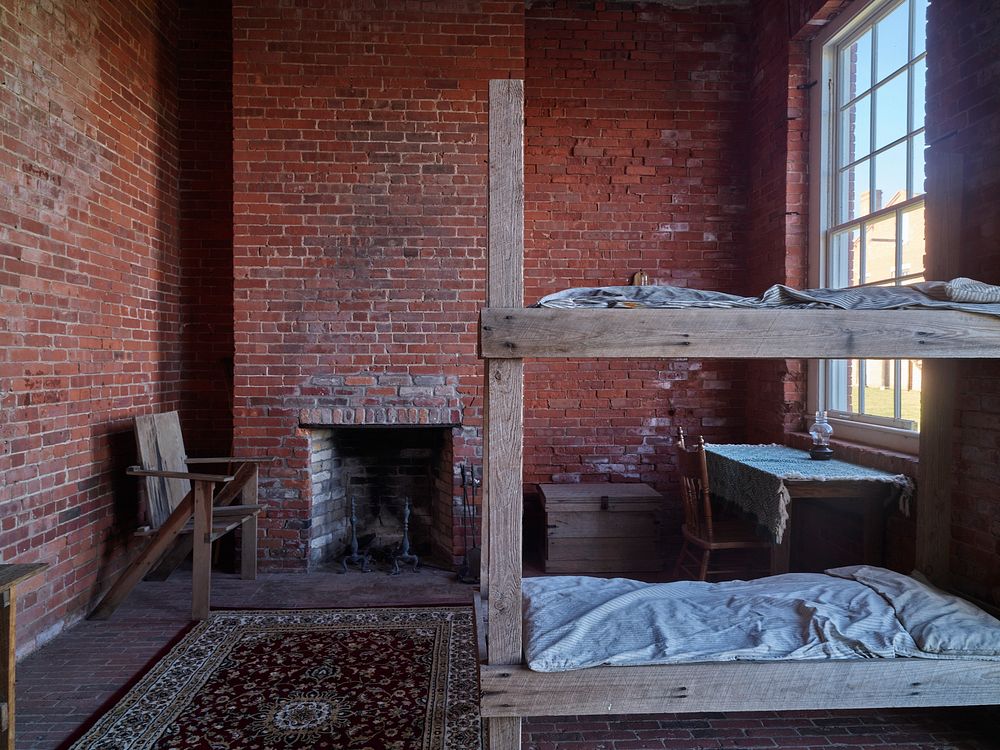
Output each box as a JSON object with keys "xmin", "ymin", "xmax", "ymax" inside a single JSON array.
[
  {"xmin": 241, "ymin": 464, "xmax": 259, "ymax": 580},
  {"xmin": 241, "ymin": 514, "xmax": 258, "ymax": 580},
  {"xmin": 192, "ymin": 481, "xmax": 213, "ymax": 620}
]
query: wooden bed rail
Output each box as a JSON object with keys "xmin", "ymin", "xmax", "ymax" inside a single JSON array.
[
  {"xmin": 480, "ymin": 660, "xmax": 1000, "ymax": 717},
  {"xmin": 480, "ymin": 307, "xmax": 1000, "ymax": 360}
]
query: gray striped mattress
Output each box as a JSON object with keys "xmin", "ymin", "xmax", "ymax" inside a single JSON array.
[
  {"xmin": 537, "ymin": 277, "xmax": 1000, "ymax": 316},
  {"xmin": 522, "ymin": 566, "xmax": 1000, "ymax": 672}
]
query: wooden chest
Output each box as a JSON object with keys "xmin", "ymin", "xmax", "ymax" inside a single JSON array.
[{"xmin": 538, "ymin": 482, "xmax": 666, "ymax": 573}]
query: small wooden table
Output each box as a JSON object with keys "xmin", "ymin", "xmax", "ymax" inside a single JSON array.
[
  {"xmin": 704, "ymin": 445, "xmax": 912, "ymax": 574},
  {"xmin": 538, "ymin": 483, "xmax": 665, "ymax": 573},
  {"xmin": 1, "ymin": 563, "xmax": 47, "ymax": 750}
]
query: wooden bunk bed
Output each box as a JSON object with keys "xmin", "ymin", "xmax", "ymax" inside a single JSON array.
[{"xmin": 477, "ymin": 80, "xmax": 1000, "ymax": 749}]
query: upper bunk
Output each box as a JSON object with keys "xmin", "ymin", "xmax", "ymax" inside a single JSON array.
[{"xmin": 480, "ymin": 307, "xmax": 1000, "ymax": 359}]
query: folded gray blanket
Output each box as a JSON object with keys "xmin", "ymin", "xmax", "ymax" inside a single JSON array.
[{"xmin": 537, "ymin": 277, "xmax": 1000, "ymax": 317}]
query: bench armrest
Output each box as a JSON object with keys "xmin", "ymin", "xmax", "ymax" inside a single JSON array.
[
  {"xmin": 212, "ymin": 504, "xmax": 263, "ymax": 515},
  {"xmin": 127, "ymin": 467, "xmax": 235, "ymax": 483},
  {"xmin": 185, "ymin": 457, "xmax": 274, "ymax": 464}
]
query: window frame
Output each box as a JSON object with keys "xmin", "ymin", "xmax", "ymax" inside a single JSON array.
[{"xmin": 807, "ymin": 0, "xmax": 924, "ymax": 455}]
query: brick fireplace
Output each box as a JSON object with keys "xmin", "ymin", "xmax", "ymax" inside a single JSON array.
[
  {"xmin": 305, "ymin": 422, "xmax": 458, "ymax": 569},
  {"xmin": 291, "ymin": 375, "xmax": 475, "ymax": 571},
  {"xmin": 230, "ymin": 1, "xmax": 521, "ymax": 570},
  {"xmin": 230, "ymin": 0, "xmax": 751, "ymax": 573}
]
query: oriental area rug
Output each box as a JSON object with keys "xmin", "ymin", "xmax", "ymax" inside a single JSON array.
[{"xmin": 67, "ymin": 607, "xmax": 481, "ymax": 750}]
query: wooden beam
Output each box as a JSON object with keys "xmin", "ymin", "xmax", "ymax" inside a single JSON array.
[
  {"xmin": 916, "ymin": 154, "xmax": 963, "ymax": 585},
  {"xmin": 484, "ymin": 358, "xmax": 523, "ymax": 664},
  {"xmin": 485, "ymin": 77, "xmax": 524, "ymax": 750},
  {"xmin": 480, "ymin": 660, "xmax": 1000, "ymax": 717},
  {"xmin": 483, "ymin": 77, "xmax": 524, "ymax": 609},
  {"xmin": 481, "ymin": 308, "xmax": 1000, "ymax": 360},
  {"xmin": 487, "ymin": 79, "xmax": 524, "ymax": 310},
  {"xmin": 488, "ymin": 717, "xmax": 521, "ymax": 750}
]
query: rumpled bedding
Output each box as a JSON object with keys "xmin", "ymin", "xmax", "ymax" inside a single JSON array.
[
  {"xmin": 537, "ymin": 277, "xmax": 1000, "ymax": 317},
  {"xmin": 522, "ymin": 566, "xmax": 1000, "ymax": 672}
]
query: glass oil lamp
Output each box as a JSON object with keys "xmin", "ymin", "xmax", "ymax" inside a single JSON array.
[{"xmin": 808, "ymin": 410, "xmax": 834, "ymax": 460}]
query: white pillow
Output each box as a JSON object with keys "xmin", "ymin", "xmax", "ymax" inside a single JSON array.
[{"xmin": 826, "ymin": 565, "xmax": 1000, "ymax": 658}]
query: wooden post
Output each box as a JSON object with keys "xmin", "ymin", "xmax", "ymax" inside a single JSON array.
[
  {"xmin": 0, "ymin": 564, "xmax": 47, "ymax": 750},
  {"xmin": 241, "ymin": 464, "xmax": 259, "ymax": 580},
  {"xmin": 191, "ymin": 480, "xmax": 213, "ymax": 620},
  {"xmin": 1, "ymin": 587, "xmax": 14, "ymax": 750},
  {"xmin": 916, "ymin": 154, "xmax": 963, "ymax": 585},
  {"xmin": 484, "ymin": 77, "xmax": 524, "ymax": 750}
]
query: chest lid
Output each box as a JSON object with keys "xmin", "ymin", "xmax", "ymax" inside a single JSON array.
[{"xmin": 539, "ymin": 482, "xmax": 663, "ymax": 512}]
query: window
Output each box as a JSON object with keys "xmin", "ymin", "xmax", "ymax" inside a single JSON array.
[{"xmin": 809, "ymin": 0, "xmax": 928, "ymax": 453}]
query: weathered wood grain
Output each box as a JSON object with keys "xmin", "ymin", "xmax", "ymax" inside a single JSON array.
[
  {"xmin": 481, "ymin": 308, "xmax": 1000, "ymax": 359},
  {"xmin": 480, "ymin": 660, "xmax": 1000, "ymax": 717},
  {"xmin": 487, "ymin": 717, "xmax": 521, "ymax": 750},
  {"xmin": 0, "ymin": 565, "xmax": 46, "ymax": 595},
  {"xmin": 240, "ymin": 464, "xmax": 259, "ymax": 580},
  {"xmin": 483, "ymin": 77, "xmax": 524, "ymax": 658},
  {"xmin": 487, "ymin": 79, "xmax": 523, "ymax": 312},
  {"xmin": 0, "ymin": 564, "xmax": 46, "ymax": 750},
  {"xmin": 1, "ymin": 583, "xmax": 14, "ymax": 750},
  {"xmin": 546, "ymin": 511, "xmax": 662, "ymax": 539},
  {"xmin": 191, "ymin": 480, "xmax": 213, "ymax": 620},
  {"xmin": 485, "ymin": 358, "xmax": 523, "ymax": 665}
]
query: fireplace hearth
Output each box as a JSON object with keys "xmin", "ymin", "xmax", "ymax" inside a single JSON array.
[{"xmin": 307, "ymin": 425, "xmax": 457, "ymax": 569}]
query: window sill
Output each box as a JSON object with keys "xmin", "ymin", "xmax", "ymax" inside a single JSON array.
[{"xmin": 786, "ymin": 431, "xmax": 918, "ymax": 476}]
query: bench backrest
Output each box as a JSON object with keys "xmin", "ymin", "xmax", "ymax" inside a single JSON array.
[{"xmin": 134, "ymin": 411, "xmax": 190, "ymax": 527}]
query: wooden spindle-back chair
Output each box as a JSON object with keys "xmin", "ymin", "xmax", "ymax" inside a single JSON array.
[{"xmin": 673, "ymin": 429, "xmax": 770, "ymax": 581}]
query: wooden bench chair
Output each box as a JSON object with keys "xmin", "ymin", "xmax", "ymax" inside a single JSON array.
[
  {"xmin": 90, "ymin": 411, "xmax": 265, "ymax": 620},
  {"xmin": 673, "ymin": 429, "xmax": 771, "ymax": 581}
]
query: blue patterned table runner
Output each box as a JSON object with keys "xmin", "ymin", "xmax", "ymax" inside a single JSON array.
[{"xmin": 704, "ymin": 443, "xmax": 913, "ymax": 543}]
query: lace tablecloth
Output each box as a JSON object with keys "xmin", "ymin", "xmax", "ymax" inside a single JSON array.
[{"xmin": 704, "ymin": 444, "xmax": 913, "ymax": 544}]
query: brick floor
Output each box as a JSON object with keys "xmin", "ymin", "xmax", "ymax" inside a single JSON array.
[{"xmin": 14, "ymin": 566, "xmax": 1000, "ymax": 749}]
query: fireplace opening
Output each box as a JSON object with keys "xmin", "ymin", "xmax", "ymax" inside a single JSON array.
[{"xmin": 308, "ymin": 425, "xmax": 456, "ymax": 570}]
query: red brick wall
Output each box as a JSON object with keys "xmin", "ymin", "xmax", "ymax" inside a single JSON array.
[
  {"xmin": 524, "ymin": 1, "xmax": 751, "ymax": 493},
  {"xmin": 743, "ymin": 0, "xmax": 849, "ymax": 444},
  {"xmin": 177, "ymin": 0, "xmax": 234, "ymax": 454},
  {"xmin": 746, "ymin": 0, "xmax": 1000, "ymax": 599},
  {"xmin": 926, "ymin": 0, "xmax": 1000, "ymax": 603},
  {"xmin": 0, "ymin": 0, "xmax": 181, "ymax": 649},
  {"xmin": 231, "ymin": 1, "xmax": 525, "ymax": 568}
]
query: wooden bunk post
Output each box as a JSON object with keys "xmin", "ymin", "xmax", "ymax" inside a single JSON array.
[
  {"xmin": 484, "ymin": 78, "xmax": 524, "ymax": 750},
  {"xmin": 916, "ymin": 154, "xmax": 963, "ymax": 586}
]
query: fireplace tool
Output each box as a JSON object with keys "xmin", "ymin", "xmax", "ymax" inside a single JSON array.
[
  {"xmin": 390, "ymin": 497, "xmax": 419, "ymax": 574},
  {"xmin": 338, "ymin": 495, "xmax": 371, "ymax": 573},
  {"xmin": 456, "ymin": 463, "xmax": 480, "ymax": 584}
]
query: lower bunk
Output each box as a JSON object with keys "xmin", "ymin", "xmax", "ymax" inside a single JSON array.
[{"xmin": 477, "ymin": 566, "xmax": 1000, "ymax": 718}]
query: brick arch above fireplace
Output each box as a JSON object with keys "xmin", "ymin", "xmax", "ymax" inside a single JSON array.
[{"xmin": 299, "ymin": 371, "xmax": 465, "ymax": 427}]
